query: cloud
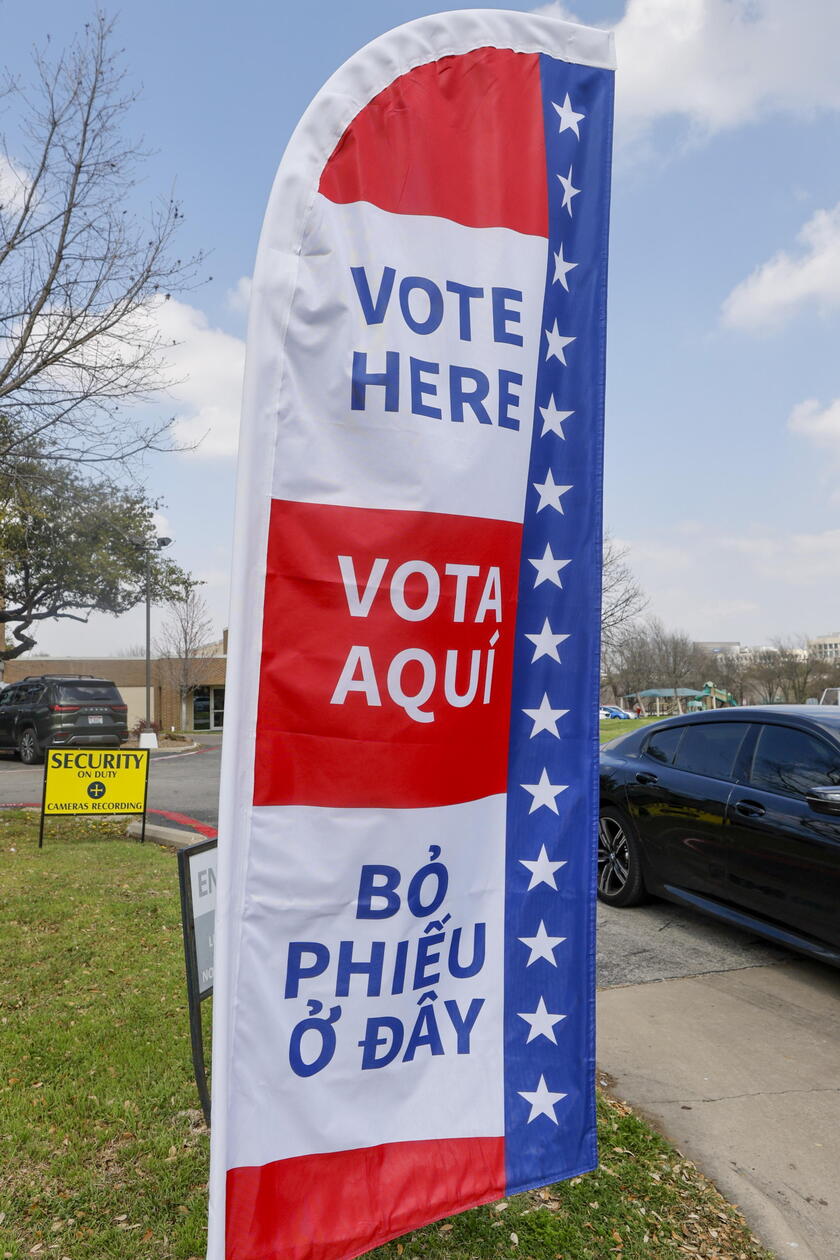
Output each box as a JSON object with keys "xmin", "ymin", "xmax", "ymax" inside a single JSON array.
[
  {"xmin": 151, "ymin": 509, "xmax": 173, "ymax": 539},
  {"xmin": 538, "ymin": 0, "xmax": 840, "ymax": 141},
  {"xmin": 721, "ymin": 204, "xmax": 840, "ymax": 330},
  {"xmin": 718, "ymin": 530, "xmax": 840, "ymax": 586},
  {"xmin": 227, "ymin": 275, "xmax": 252, "ymax": 315},
  {"xmin": 151, "ymin": 297, "xmax": 246, "ymax": 457},
  {"xmin": 0, "ymin": 154, "xmax": 30, "ymax": 215},
  {"xmin": 626, "ymin": 524, "xmax": 840, "ymax": 640},
  {"xmin": 788, "ymin": 397, "xmax": 840, "ymax": 454}
]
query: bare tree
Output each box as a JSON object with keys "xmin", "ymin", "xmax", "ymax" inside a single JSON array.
[
  {"xmin": 116, "ymin": 642, "xmax": 146, "ymax": 658},
  {"xmin": 700, "ymin": 649, "xmax": 748, "ymax": 705},
  {"xmin": 601, "ymin": 624, "xmax": 658, "ymax": 708},
  {"xmin": 772, "ymin": 637, "xmax": 824, "ymax": 704},
  {"xmin": 0, "ymin": 14, "xmax": 203, "ymax": 473},
  {"xmin": 601, "ymin": 531, "xmax": 647, "ymax": 651},
  {"xmin": 154, "ymin": 586, "xmax": 215, "ymax": 728},
  {"xmin": 650, "ymin": 620, "xmax": 703, "ymax": 714},
  {"xmin": 746, "ymin": 649, "xmax": 785, "ymax": 705}
]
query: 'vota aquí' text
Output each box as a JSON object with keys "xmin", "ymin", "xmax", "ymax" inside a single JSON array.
[
  {"xmin": 350, "ymin": 267, "xmax": 527, "ymax": 430},
  {"xmin": 330, "ymin": 554, "xmax": 503, "ymax": 724}
]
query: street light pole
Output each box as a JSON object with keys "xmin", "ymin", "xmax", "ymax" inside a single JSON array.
[
  {"xmin": 130, "ymin": 534, "xmax": 172, "ymax": 735},
  {"xmin": 145, "ymin": 548, "xmax": 152, "ymax": 726}
]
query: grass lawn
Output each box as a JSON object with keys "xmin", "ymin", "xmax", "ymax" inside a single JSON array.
[
  {"xmin": 599, "ymin": 718, "xmax": 661, "ymax": 743},
  {"xmin": 0, "ymin": 812, "xmax": 773, "ymax": 1260}
]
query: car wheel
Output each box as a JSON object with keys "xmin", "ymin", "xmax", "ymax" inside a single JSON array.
[
  {"xmin": 597, "ymin": 805, "xmax": 646, "ymax": 907},
  {"xmin": 18, "ymin": 728, "xmax": 43, "ymax": 766}
]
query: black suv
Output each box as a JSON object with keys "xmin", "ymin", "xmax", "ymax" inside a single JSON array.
[{"xmin": 0, "ymin": 675, "xmax": 129, "ymax": 764}]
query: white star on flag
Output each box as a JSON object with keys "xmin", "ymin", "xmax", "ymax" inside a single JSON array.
[
  {"xmin": 520, "ymin": 844, "xmax": 568, "ymax": 890},
  {"xmin": 522, "ymin": 695, "xmax": 568, "ymax": 739},
  {"xmin": 544, "ymin": 322, "xmax": 575, "ymax": 365},
  {"xmin": 519, "ymin": 920, "xmax": 566, "ymax": 966},
  {"xmin": 553, "ymin": 243, "xmax": 578, "ymax": 291},
  {"xmin": 552, "ymin": 93, "xmax": 585, "ymax": 138},
  {"xmin": 517, "ymin": 996, "xmax": 567, "ymax": 1043},
  {"xmin": 525, "ymin": 618, "xmax": 570, "ymax": 663},
  {"xmin": 539, "ymin": 399, "xmax": 574, "ymax": 439},
  {"xmin": 521, "ymin": 768, "xmax": 567, "ymax": 814},
  {"xmin": 528, "ymin": 544, "xmax": 571, "ymax": 589},
  {"xmin": 518, "ymin": 1075, "xmax": 568, "ymax": 1123},
  {"xmin": 533, "ymin": 470, "xmax": 572, "ymax": 514},
  {"xmin": 557, "ymin": 166, "xmax": 581, "ymax": 215}
]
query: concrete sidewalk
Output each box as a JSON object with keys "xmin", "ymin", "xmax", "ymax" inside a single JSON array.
[{"xmin": 598, "ymin": 960, "xmax": 840, "ymax": 1259}]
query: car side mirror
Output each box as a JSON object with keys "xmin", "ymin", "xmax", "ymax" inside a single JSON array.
[{"xmin": 805, "ymin": 785, "xmax": 840, "ymax": 816}]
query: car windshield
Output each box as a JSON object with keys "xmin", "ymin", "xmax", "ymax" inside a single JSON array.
[{"xmin": 57, "ymin": 683, "xmax": 121, "ymax": 704}]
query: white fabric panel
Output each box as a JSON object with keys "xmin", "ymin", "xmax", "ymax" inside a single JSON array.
[
  {"xmin": 272, "ymin": 198, "xmax": 545, "ymax": 522},
  {"xmin": 226, "ymin": 796, "xmax": 506, "ymax": 1169}
]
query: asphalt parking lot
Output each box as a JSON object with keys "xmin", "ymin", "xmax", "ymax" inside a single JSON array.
[{"xmin": 0, "ymin": 732, "xmax": 223, "ymax": 831}]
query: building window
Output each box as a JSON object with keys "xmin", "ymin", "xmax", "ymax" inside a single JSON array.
[{"xmin": 193, "ymin": 686, "xmax": 225, "ymax": 730}]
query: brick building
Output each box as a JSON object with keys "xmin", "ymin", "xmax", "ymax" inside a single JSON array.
[{"xmin": 3, "ymin": 649, "xmax": 227, "ymax": 733}]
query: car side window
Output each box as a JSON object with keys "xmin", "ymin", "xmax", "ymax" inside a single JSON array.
[
  {"xmin": 749, "ymin": 724, "xmax": 840, "ymax": 797},
  {"xmin": 672, "ymin": 722, "xmax": 750, "ymax": 782},
  {"xmin": 644, "ymin": 726, "xmax": 683, "ymax": 765},
  {"xmin": 0, "ymin": 687, "xmax": 20, "ymax": 707}
]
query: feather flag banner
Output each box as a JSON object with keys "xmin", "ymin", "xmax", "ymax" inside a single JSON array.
[{"xmin": 208, "ymin": 12, "xmax": 614, "ymax": 1260}]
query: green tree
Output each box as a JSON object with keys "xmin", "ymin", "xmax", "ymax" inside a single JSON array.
[{"xmin": 0, "ymin": 446, "xmax": 190, "ymax": 660}]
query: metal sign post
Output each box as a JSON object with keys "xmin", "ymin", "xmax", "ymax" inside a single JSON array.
[
  {"xmin": 38, "ymin": 748, "xmax": 150, "ymax": 848},
  {"xmin": 178, "ymin": 838, "xmax": 217, "ymax": 1126}
]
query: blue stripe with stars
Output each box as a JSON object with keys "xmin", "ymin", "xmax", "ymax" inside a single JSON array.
[{"xmin": 503, "ymin": 53, "xmax": 614, "ymax": 1195}]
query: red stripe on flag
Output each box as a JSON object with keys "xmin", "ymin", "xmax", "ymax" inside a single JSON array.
[
  {"xmin": 254, "ymin": 500, "xmax": 521, "ymax": 809},
  {"xmin": 319, "ymin": 48, "xmax": 548, "ymax": 238},
  {"xmin": 226, "ymin": 1136, "xmax": 505, "ymax": 1260}
]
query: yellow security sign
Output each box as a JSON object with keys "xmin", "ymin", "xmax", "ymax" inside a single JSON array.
[{"xmin": 42, "ymin": 748, "xmax": 150, "ymax": 816}]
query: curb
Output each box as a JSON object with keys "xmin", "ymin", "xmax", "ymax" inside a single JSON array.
[
  {"xmin": 126, "ymin": 819, "xmax": 204, "ymax": 849},
  {"xmin": 122, "ymin": 741, "xmax": 200, "ymax": 755}
]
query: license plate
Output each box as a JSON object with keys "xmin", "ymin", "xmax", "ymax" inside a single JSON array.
[{"xmin": 88, "ymin": 715, "xmax": 104, "ymax": 725}]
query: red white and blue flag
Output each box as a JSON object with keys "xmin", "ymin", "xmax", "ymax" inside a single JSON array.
[{"xmin": 208, "ymin": 12, "xmax": 615, "ymax": 1260}]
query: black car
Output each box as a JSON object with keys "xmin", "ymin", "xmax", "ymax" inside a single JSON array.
[
  {"xmin": 599, "ymin": 706, "xmax": 840, "ymax": 966},
  {"xmin": 0, "ymin": 675, "xmax": 129, "ymax": 765}
]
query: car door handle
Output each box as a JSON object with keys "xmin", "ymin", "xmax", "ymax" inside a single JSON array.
[
  {"xmin": 734, "ymin": 799, "xmax": 766, "ymax": 818},
  {"xmin": 635, "ymin": 771, "xmax": 658, "ymax": 785}
]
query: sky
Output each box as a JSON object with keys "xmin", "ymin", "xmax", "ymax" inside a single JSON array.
[{"xmin": 3, "ymin": 0, "xmax": 840, "ymax": 657}]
